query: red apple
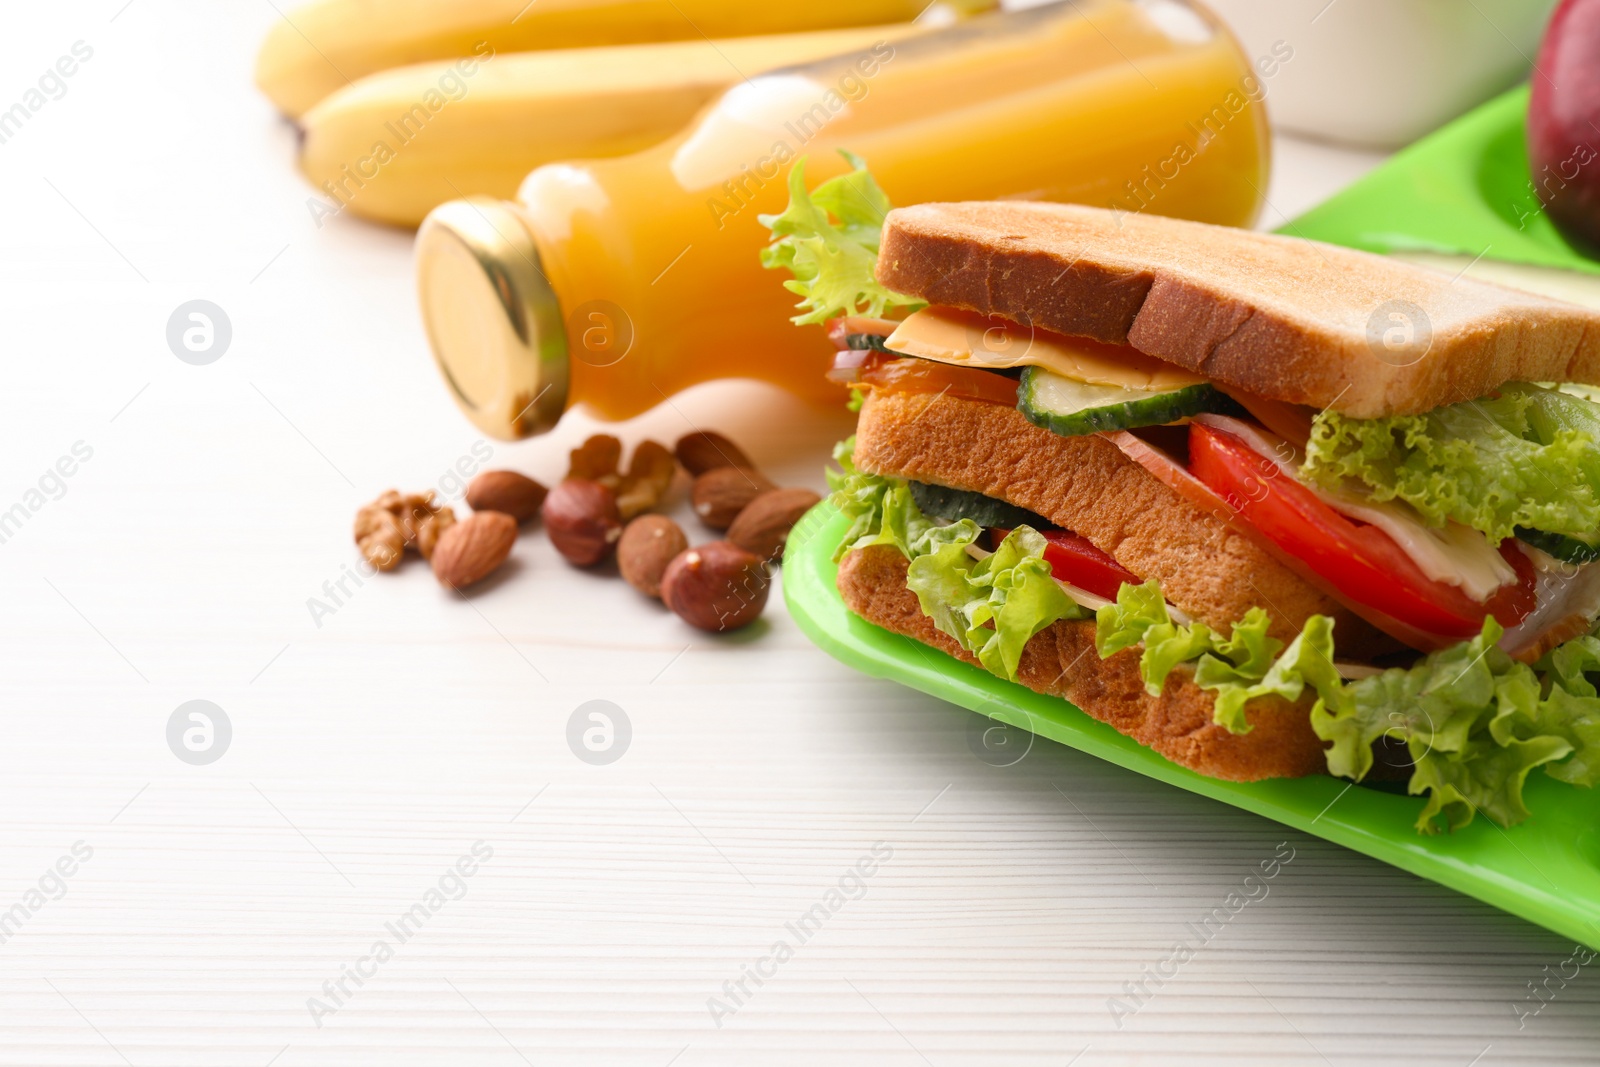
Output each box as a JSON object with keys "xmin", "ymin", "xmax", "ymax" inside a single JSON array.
[{"xmin": 1528, "ymin": 0, "xmax": 1600, "ymax": 252}]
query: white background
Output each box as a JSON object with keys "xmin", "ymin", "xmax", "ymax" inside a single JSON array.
[{"xmin": 2, "ymin": 2, "xmax": 1597, "ymax": 1065}]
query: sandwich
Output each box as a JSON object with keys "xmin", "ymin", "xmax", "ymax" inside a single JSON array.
[{"xmin": 761, "ymin": 153, "xmax": 1600, "ymax": 833}]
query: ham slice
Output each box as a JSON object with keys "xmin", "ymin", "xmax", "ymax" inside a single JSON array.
[{"xmin": 826, "ymin": 316, "xmax": 900, "ymax": 349}]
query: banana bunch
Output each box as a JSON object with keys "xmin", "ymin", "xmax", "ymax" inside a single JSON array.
[
  {"xmin": 295, "ymin": 25, "xmax": 920, "ymax": 228},
  {"xmin": 256, "ymin": 0, "xmax": 942, "ymax": 118}
]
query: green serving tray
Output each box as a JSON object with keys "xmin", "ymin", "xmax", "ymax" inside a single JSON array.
[
  {"xmin": 1286, "ymin": 83, "xmax": 1600, "ymax": 274},
  {"xmin": 786, "ymin": 506, "xmax": 1600, "ymax": 948}
]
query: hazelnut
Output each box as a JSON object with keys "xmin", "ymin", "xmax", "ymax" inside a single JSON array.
[
  {"xmin": 674, "ymin": 431, "xmax": 752, "ymax": 476},
  {"xmin": 660, "ymin": 541, "xmax": 770, "ymax": 632},
  {"xmin": 465, "ymin": 470, "xmax": 547, "ymax": 523},
  {"xmin": 727, "ymin": 487, "xmax": 823, "ymax": 563},
  {"xmin": 431, "ymin": 511, "xmax": 517, "ymax": 588},
  {"xmin": 691, "ymin": 467, "xmax": 775, "ymax": 530},
  {"xmin": 617, "ymin": 515, "xmax": 689, "ymax": 599},
  {"xmin": 542, "ymin": 479, "xmax": 623, "ymax": 567}
]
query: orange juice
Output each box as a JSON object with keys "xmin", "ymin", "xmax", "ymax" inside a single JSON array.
[{"xmin": 417, "ymin": 0, "xmax": 1270, "ymax": 438}]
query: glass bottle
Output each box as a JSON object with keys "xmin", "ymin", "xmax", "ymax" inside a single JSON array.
[{"xmin": 416, "ymin": 0, "xmax": 1269, "ymax": 438}]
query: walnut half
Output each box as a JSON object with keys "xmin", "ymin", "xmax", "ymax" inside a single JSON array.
[{"xmin": 354, "ymin": 490, "xmax": 457, "ymax": 570}]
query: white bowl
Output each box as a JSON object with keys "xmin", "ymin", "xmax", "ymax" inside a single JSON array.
[{"xmin": 1201, "ymin": 0, "xmax": 1557, "ymax": 148}]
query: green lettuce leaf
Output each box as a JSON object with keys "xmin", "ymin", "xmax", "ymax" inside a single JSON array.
[
  {"xmin": 1309, "ymin": 618, "xmax": 1593, "ymax": 832},
  {"xmin": 1517, "ymin": 636, "xmax": 1600, "ymax": 787},
  {"xmin": 825, "ymin": 436, "xmax": 969, "ymax": 563},
  {"xmin": 1521, "ymin": 686, "xmax": 1600, "ymax": 788},
  {"xmin": 1140, "ymin": 622, "xmax": 1218, "ymax": 698},
  {"xmin": 1094, "ymin": 579, "xmax": 1172, "ymax": 659},
  {"xmin": 907, "ymin": 526, "xmax": 1085, "ymax": 681},
  {"xmin": 1312, "ymin": 622, "xmax": 1509, "ymax": 783},
  {"xmin": 759, "ymin": 151, "xmax": 923, "ymax": 325},
  {"xmin": 1197, "ymin": 615, "xmax": 1341, "ymax": 735},
  {"xmin": 1210, "ymin": 608, "xmax": 1285, "ymax": 677},
  {"xmin": 1095, "ymin": 582, "xmax": 1341, "ymax": 731},
  {"xmin": 1302, "ymin": 383, "xmax": 1600, "ymax": 542},
  {"xmin": 1408, "ymin": 732, "xmax": 1574, "ymax": 833},
  {"xmin": 826, "ymin": 439, "xmax": 1084, "ymax": 682}
]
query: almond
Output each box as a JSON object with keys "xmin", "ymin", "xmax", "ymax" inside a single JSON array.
[
  {"xmin": 674, "ymin": 431, "xmax": 752, "ymax": 476},
  {"xmin": 542, "ymin": 479, "xmax": 623, "ymax": 567},
  {"xmin": 727, "ymin": 487, "xmax": 823, "ymax": 563},
  {"xmin": 660, "ymin": 541, "xmax": 769, "ymax": 631},
  {"xmin": 465, "ymin": 470, "xmax": 547, "ymax": 523},
  {"xmin": 431, "ymin": 511, "xmax": 517, "ymax": 588},
  {"xmin": 691, "ymin": 467, "xmax": 775, "ymax": 530},
  {"xmin": 618, "ymin": 515, "xmax": 689, "ymax": 599}
]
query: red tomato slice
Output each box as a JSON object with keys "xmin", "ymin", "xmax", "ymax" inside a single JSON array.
[
  {"xmin": 992, "ymin": 527, "xmax": 1139, "ymax": 600},
  {"xmin": 1187, "ymin": 423, "xmax": 1534, "ymax": 639},
  {"xmin": 856, "ymin": 351, "xmax": 1020, "ymax": 407}
]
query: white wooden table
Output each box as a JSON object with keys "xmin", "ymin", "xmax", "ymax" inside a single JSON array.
[{"xmin": 4, "ymin": 4, "xmax": 1598, "ymax": 1064}]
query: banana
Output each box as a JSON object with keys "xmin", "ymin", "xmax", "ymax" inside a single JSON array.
[
  {"xmin": 257, "ymin": 0, "xmax": 954, "ymax": 118},
  {"xmin": 297, "ymin": 25, "xmax": 923, "ymax": 228}
]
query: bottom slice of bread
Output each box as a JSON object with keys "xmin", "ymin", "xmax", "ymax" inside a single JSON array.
[{"xmin": 837, "ymin": 543, "xmax": 1327, "ymax": 782}]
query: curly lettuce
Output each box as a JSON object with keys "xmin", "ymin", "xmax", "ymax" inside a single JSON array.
[
  {"xmin": 1310, "ymin": 620, "xmax": 1583, "ymax": 832},
  {"xmin": 1095, "ymin": 581, "xmax": 1341, "ymax": 734},
  {"xmin": 759, "ymin": 150, "xmax": 923, "ymax": 325},
  {"xmin": 1200, "ymin": 617, "xmax": 1345, "ymax": 735},
  {"xmin": 827, "ymin": 439, "xmax": 1083, "ymax": 681},
  {"xmin": 1302, "ymin": 383, "xmax": 1600, "ymax": 542},
  {"xmin": 907, "ymin": 526, "xmax": 1084, "ymax": 681},
  {"xmin": 1525, "ymin": 636, "xmax": 1600, "ymax": 787},
  {"xmin": 825, "ymin": 436, "xmax": 964, "ymax": 563},
  {"xmin": 1097, "ymin": 583, "xmax": 1600, "ymax": 832}
]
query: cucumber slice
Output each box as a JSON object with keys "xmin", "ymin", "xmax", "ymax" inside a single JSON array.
[
  {"xmin": 1017, "ymin": 366, "xmax": 1231, "ymax": 437},
  {"xmin": 1516, "ymin": 527, "xmax": 1600, "ymax": 564},
  {"xmin": 845, "ymin": 333, "xmax": 891, "ymax": 351},
  {"xmin": 908, "ymin": 481, "xmax": 1050, "ymax": 530}
]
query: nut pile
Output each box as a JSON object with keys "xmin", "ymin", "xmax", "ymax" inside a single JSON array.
[{"xmin": 352, "ymin": 430, "xmax": 820, "ymax": 633}]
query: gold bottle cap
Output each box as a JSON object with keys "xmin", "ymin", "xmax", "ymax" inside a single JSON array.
[{"xmin": 415, "ymin": 197, "xmax": 568, "ymax": 439}]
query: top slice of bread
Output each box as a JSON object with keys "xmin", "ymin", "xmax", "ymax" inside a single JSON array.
[{"xmin": 875, "ymin": 202, "xmax": 1600, "ymax": 418}]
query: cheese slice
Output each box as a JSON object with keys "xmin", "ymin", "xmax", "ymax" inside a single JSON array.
[
  {"xmin": 1324, "ymin": 492, "xmax": 1515, "ymax": 602},
  {"xmin": 885, "ymin": 306, "xmax": 1206, "ymax": 392}
]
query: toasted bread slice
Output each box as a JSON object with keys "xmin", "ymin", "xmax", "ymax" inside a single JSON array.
[
  {"xmin": 853, "ymin": 388, "xmax": 1377, "ymax": 648},
  {"xmin": 837, "ymin": 543, "xmax": 1325, "ymax": 781},
  {"xmin": 875, "ymin": 202, "xmax": 1600, "ymax": 418}
]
